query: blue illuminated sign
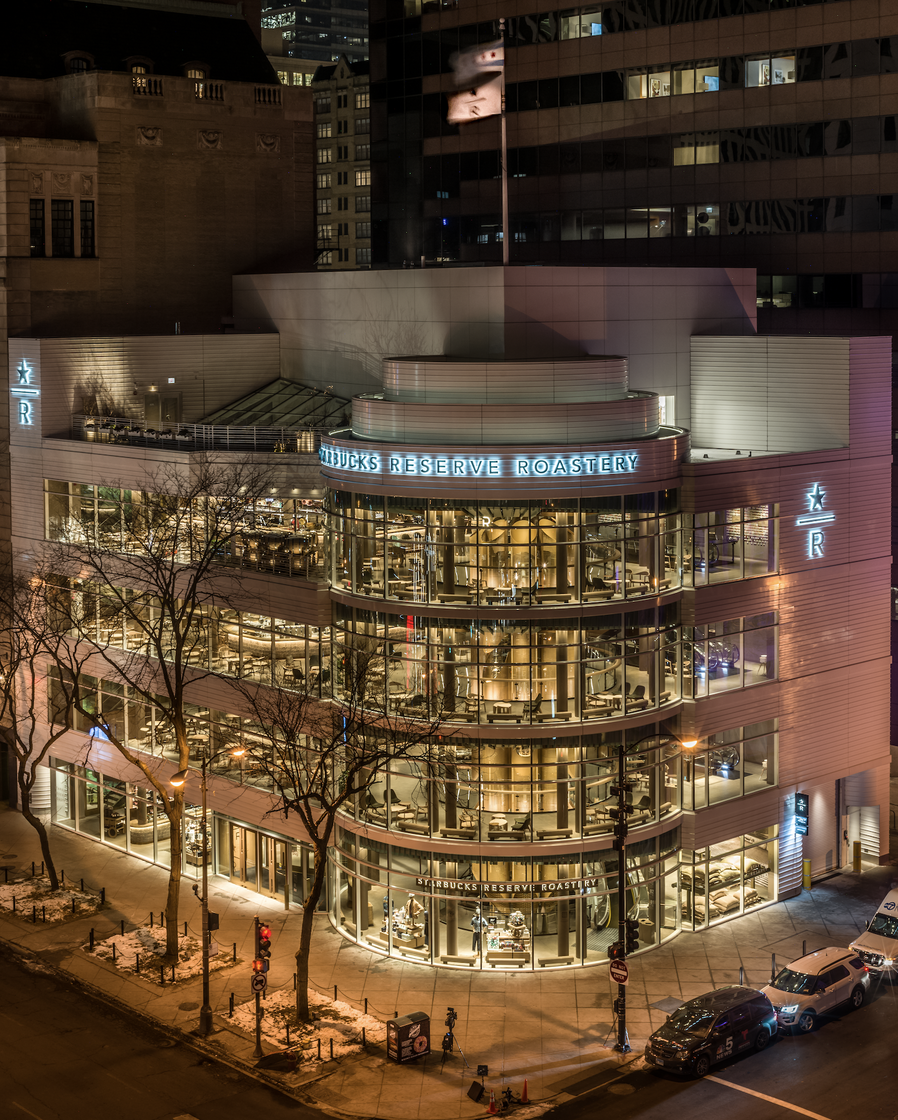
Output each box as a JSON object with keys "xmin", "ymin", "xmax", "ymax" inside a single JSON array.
[
  {"xmin": 795, "ymin": 791, "xmax": 809, "ymax": 836},
  {"xmin": 319, "ymin": 443, "xmax": 640, "ymax": 479},
  {"xmin": 11, "ymin": 358, "xmax": 39, "ymax": 426},
  {"xmin": 796, "ymin": 482, "xmax": 834, "ymax": 559}
]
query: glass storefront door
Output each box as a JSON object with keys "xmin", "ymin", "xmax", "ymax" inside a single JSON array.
[{"xmin": 228, "ymin": 823, "xmax": 289, "ymax": 904}]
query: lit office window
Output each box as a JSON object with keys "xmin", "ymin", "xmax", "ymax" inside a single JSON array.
[{"xmin": 355, "ymin": 169, "xmax": 371, "ymax": 187}]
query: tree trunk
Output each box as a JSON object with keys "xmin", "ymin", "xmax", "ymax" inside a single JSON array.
[
  {"xmin": 19, "ymin": 787, "xmax": 60, "ymax": 891},
  {"xmin": 163, "ymin": 798, "xmax": 183, "ymax": 961},
  {"xmin": 295, "ymin": 846, "xmax": 328, "ymax": 1022}
]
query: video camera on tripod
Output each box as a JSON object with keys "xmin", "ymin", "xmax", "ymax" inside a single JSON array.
[{"xmin": 445, "ymin": 1007, "xmax": 458, "ymax": 1029}]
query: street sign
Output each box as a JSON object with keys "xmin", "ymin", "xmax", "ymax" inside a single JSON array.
[
  {"xmin": 251, "ymin": 972, "xmax": 268, "ymax": 993},
  {"xmin": 609, "ymin": 959, "xmax": 629, "ymax": 985}
]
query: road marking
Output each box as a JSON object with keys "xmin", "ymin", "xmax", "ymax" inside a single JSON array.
[
  {"xmin": 12, "ymin": 1103, "xmax": 45, "ymax": 1119},
  {"xmin": 706, "ymin": 1076, "xmax": 832, "ymax": 1119}
]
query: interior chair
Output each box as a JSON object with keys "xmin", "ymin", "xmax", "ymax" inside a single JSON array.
[
  {"xmin": 522, "ymin": 692, "xmax": 543, "ymax": 715},
  {"xmin": 628, "ymin": 684, "xmax": 649, "ymax": 710}
]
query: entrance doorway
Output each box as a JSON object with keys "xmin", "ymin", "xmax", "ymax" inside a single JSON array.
[{"xmin": 228, "ymin": 824, "xmax": 290, "ymax": 903}]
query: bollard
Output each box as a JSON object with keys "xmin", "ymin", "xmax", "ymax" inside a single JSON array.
[
  {"xmin": 80, "ymin": 878, "xmax": 84, "ymax": 892},
  {"xmin": 286, "ymin": 1023, "xmax": 290, "ymax": 1046},
  {"xmin": 41, "ymin": 861, "xmax": 44, "ymax": 876},
  {"xmin": 136, "ymin": 954, "xmax": 140, "ymax": 973},
  {"xmin": 171, "ymin": 965, "xmax": 175, "ymax": 982},
  {"xmin": 317, "ymin": 1039, "xmax": 321, "ymax": 1060},
  {"xmin": 330, "ymin": 1038, "xmax": 334, "ymax": 1060},
  {"xmin": 121, "ymin": 919, "xmax": 125, "ymax": 937},
  {"xmin": 61, "ymin": 871, "xmax": 65, "ymax": 885},
  {"xmin": 293, "ymin": 974, "xmax": 296, "ymax": 990},
  {"xmin": 364, "ymin": 998, "xmax": 368, "ymax": 1015},
  {"xmin": 11, "ymin": 896, "xmax": 15, "ymax": 913},
  {"xmin": 160, "ymin": 912, "xmax": 164, "ymax": 927},
  {"xmin": 112, "ymin": 942, "xmax": 117, "ymax": 962},
  {"xmin": 160, "ymin": 966, "xmax": 165, "ymax": 985},
  {"xmin": 42, "ymin": 906, "xmax": 46, "ymax": 923},
  {"xmin": 229, "ymin": 993, "xmax": 234, "ymax": 1018},
  {"xmin": 334, "ymin": 984, "xmax": 338, "ymax": 1002},
  {"xmin": 232, "ymin": 942, "xmax": 236, "ymax": 962},
  {"xmin": 72, "ymin": 898, "xmax": 76, "ymax": 915},
  {"xmin": 771, "ymin": 953, "xmax": 776, "ymax": 983},
  {"xmin": 150, "ymin": 912, "xmax": 153, "ymax": 928},
  {"xmin": 362, "ymin": 1027, "xmax": 366, "ymax": 1047},
  {"xmin": 90, "ymin": 928, "xmax": 95, "ymax": 950},
  {"xmin": 183, "ymin": 922, "xmax": 187, "ymax": 936},
  {"xmin": 100, "ymin": 888, "xmax": 105, "ymax": 905},
  {"xmin": 32, "ymin": 905, "xmax": 36, "ymax": 924},
  {"xmin": 31, "ymin": 861, "xmax": 35, "ymax": 877},
  {"xmin": 739, "ymin": 965, "xmax": 744, "ymax": 985}
]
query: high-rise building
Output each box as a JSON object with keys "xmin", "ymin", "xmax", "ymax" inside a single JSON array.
[
  {"xmin": 368, "ymin": 0, "xmax": 898, "ymax": 343},
  {"xmin": 262, "ymin": 0, "xmax": 369, "ymax": 78},
  {"xmin": 312, "ymin": 58, "xmax": 372, "ymax": 268}
]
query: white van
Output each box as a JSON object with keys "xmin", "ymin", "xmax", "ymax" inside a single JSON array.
[{"xmin": 849, "ymin": 888, "xmax": 898, "ymax": 973}]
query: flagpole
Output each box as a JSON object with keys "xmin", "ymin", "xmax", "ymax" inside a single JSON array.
[{"xmin": 499, "ymin": 17, "xmax": 509, "ymax": 266}]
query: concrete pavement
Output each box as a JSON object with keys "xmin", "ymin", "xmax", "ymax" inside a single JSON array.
[{"xmin": 0, "ymin": 806, "xmax": 894, "ymax": 1119}]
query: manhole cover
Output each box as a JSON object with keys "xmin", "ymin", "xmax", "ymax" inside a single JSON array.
[
  {"xmin": 179, "ymin": 1001, "xmax": 200, "ymax": 1011},
  {"xmin": 608, "ymin": 1084, "xmax": 635, "ymax": 1096}
]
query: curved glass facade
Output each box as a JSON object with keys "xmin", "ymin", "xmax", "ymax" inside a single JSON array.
[
  {"xmin": 328, "ymin": 491, "xmax": 681, "ymax": 605},
  {"xmin": 332, "ymin": 603, "xmax": 683, "ymax": 725}
]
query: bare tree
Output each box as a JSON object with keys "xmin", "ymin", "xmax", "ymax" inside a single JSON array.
[
  {"xmin": 48, "ymin": 453, "xmax": 276, "ymax": 960},
  {"xmin": 0, "ymin": 572, "xmax": 96, "ymax": 890},
  {"xmin": 234, "ymin": 644, "xmax": 450, "ymax": 1021}
]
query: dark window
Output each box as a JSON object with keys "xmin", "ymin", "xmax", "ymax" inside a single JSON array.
[
  {"xmin": 30, "ymin": 199, "xmax": 45, "ymax": 258},
  {"xmin": 880, "ymin": 36, "xmax": 898, "ymax": 74},
  {"xmin": 518, "ymin": 80, "xmax": 539, "ymax": 111},
  {"xmin": 719, "ymin": 56, "xmax": 745, "ymax": 90},
  {"xmin": 51, "ymin": 199, "xmax": 74, "ymax": 257},
  {"xmin": 538, "ymin": 77, "xmax": 559, "ymax": 108},
  {"xmin": 852, "ymin": 38, "xmax": 880, "ymax": 77},
  {"xmin": 602, "ymin": 71, "xmax": 625, "ymax": 101},
  {"xmin": 559, "ymin": 75, "xmax": 580, "ymax": 105},
  {"xmin": 796, "ymin": 46, "xmax": 823, "ymax": 82},
  {"xmin": 80, "ymin": 200, "xmax": 95, "ymax": 258},
  {"xmin": 581, "ymin": 72, "xmax": 603, "ymax": 104},
  {"xmin": 823, "ymin": 42, "xmax": 851, "ymax": 80},
  {"xmin": 797, "ymin": 122, "xmax": 824, "ymax": 157}
]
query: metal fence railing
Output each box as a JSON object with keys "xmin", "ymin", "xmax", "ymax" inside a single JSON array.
[{"xmin": 74, "ymin": 415, "xmax": 328, "ymax": 454}]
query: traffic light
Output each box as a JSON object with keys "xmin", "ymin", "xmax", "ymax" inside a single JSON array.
[
  {"xmin": 608, "ymin": 805, "xmax": 635, "ymax": 820},
  {"xmin": 608, "ymin": 940, "xmax": 625, "ymax": 960},
  {"xmin": 254, "ymin": 916, "xmax": 272, "ymax": 973},
  {"xmin": 612, "ymin": 820, "xmax": 628, "ymax": 851},
  {"xmin": 625, "ymin": 918, "xmax": 640, "ymax": 954}
]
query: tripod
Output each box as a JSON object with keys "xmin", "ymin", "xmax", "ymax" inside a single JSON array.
[{"xmin": 440, "ymin": 1008, "xmax": 470, "ymax": 1073}]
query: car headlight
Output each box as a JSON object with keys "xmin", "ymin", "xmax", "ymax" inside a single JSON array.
[{"xmin": 779, "ymin": 1005, "xmax": 799, "ymax": 1014}]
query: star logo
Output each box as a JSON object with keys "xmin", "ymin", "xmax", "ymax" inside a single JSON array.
[
  {"xmin": 16, "ymin": 360, "xmax": 32, "ymax": 385},
  {"xmin": 807, "ymin": 483, "xmax": 825, "ymax": 511}
]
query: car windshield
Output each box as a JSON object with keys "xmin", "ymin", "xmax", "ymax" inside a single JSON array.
[
  {"xmin": 667, "ymin": 1007, "xmax": 715, "ymax": 1037},
  {"xmin": 869, "ymin": 914, "xmax": 898, "ymax": 940},
  {"xmin": 772, "ymin": 968, "xmax": 816, "ymax": 994}
]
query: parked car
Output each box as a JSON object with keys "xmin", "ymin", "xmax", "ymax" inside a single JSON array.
[
  {"xmin": 644, "ymin": 985, "xmax": 777, "ymax": 1077},
  {"xmin": 761, "ymin": 947, "xmax": 870, "ymax": 1033},
  {"xmin": 849, "ymin": 888, "xmax": 898, "ymax": 975}
]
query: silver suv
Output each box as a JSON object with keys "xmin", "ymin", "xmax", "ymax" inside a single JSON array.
[{"xmin": 761, "ymin": 947, "xmax": 870, "ymax": 1033}]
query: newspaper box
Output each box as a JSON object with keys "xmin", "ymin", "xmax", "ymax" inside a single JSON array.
[{"xmin": 387, "ymin": 1012, "xmax": 431, "ymax": 1063}]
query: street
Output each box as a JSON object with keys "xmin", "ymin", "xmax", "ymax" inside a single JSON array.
[
  {"xmin": 547, "ymin": 973, "xmax": 898, "ymax": 1120},
  {"xmin": 0, "ymin": 947, "xmax": 310, "ymax": 1120}
]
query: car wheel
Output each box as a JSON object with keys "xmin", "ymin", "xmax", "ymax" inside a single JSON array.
[
  {"xmin": 754, "ymin": 1028, "xmax": 770, "ymax": 1051},
  {"xmin": 796, "ymin": 1011, "xmax": 815, "ymax": 1033},
  {"xmin": 850, "ymin": 985, "xmax": 865, "ymax": 1010},
  {"xmin": 694, "ymin": 1055, "xmax": 711, "ymax": 1078}
]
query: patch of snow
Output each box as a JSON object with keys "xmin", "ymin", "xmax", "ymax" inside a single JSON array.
[
  {"xmin": 0, "ymin": 876, "xmax": 101, "ymax": 924},
  {"xmin": 90, "ymin": 927, "xmax": 237, "ymax": 984},
  {"xmin": 230, "ymin": 987, "xmax": 386, "ymax": 1063}
]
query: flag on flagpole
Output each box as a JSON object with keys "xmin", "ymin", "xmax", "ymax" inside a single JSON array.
[
  {"xmin": 450, "ymin": 40, "xmax": 504, "ymax": 88},
  {"xmin": 447, "ymin": 40, "xmax": 504, "ymax": 124},
  {"xmin": 446, "ymin": 74, "xmax": 501, "ymax": 125}
]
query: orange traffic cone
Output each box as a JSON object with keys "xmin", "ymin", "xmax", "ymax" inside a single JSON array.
[
  {"xmin": 521, "ymin": 1080, "xmax": 529, "ymax": 1104},
  {"xmin": 488, "ymin": 1090, "xmax": 498, "ymax": 1115}
]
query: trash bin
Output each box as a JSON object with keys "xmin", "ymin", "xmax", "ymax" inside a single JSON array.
[
  {"xmin": 387, "ymin": 1011, "xmax": 431, "ymax": 1063},
  {"xmin": 638, "ymin": 918, "xmax": 655, "ymax": 945}
]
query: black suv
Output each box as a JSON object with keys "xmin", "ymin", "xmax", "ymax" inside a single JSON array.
[{"xmin": 645, "ymin": 986, "xmax": 777, "ymax": 1077}]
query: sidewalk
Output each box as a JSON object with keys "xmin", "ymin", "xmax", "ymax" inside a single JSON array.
[{"xmin": 0, "ymin": 807, "xmax": 894, "ymax": 1120}]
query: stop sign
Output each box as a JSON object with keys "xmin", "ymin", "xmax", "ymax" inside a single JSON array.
[{"xmin": 609, "ymin": 959, "xmax": 629, "ymax": 985}]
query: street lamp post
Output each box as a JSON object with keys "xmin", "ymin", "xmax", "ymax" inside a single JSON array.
[
  {"xmin": 610, "ymin": 731, "xmax": 697, "ymax": 1053},
  {"xmin": 170, "ymin": 745, "xmax": 244, "ymax": 1037}
]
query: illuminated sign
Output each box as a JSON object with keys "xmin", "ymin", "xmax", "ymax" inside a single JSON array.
[
  {"xmin": 796, "ymin": 482, "xmax": 834, "ymax": 559},
  {"xmin": 11, "ymin": 358, "xmax": 39, "ymax": 426},
  {"xmin": 319, "ymin": 443, "xmax": 639, "ymax": 479},
  {"xmin": 794, "ymin": 791, "xmax": 809, "ymax": 836}
]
